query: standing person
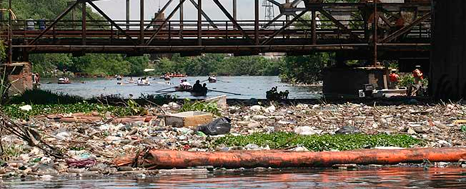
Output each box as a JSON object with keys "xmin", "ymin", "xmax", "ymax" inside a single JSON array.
[
  {"xmin": 389, "ymin": 69, "xmax": 400, "ymax": 89},
  {"xmin": 411, "ymin": 65, "xmax": 424, "ymax": 96}
]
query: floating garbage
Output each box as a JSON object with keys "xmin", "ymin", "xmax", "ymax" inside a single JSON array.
[{"xmin": 197, "ymin": 117, "xmax": 231, "ymax": 135}]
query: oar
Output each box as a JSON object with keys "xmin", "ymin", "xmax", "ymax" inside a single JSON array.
[
  {"xmin": 156, "ymin": 90, "xmax": 178, "ymax": 95},
  {"xmin": 208, "ymin": 89, "xmax": 241, "ymax": 95},
  {"xmin": 155, "ymin": 86, "xmax": 176, "ymax": 92}
]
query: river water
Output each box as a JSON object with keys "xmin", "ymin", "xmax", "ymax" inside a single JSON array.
[
  {"xmin": 3, "ymin": 167, "xmax": 466, "ymax": 188},
  {"xmin": 41, "ymin": 76, "xmax": 322, "ymax": 99}
]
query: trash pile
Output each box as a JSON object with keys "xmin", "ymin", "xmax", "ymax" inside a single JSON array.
[{"xmin": 1, "ymin": 99, "xmax": 466, "ymax": 178}]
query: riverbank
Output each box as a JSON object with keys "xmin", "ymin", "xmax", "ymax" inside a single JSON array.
[{"xmin": 0, "ymin": 100, "xmax": 465, "ymax": 179}]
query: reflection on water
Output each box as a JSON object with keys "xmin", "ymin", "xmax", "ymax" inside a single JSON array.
[
  {"xmin": 3, "ymin": 167, "xmax": 466, "ymax": 188},
  {"xmin": 41, "ymin": 76, "xmax": 321, "ymax": 99}
]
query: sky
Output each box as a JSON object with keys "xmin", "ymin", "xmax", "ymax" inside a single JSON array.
[{"xmin": 92, "ymin": 0, "xmax": 296, "ymax": 21}]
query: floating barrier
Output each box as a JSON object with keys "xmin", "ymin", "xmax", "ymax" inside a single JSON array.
[{"xmin": 114, "ymin": 148, "xmax": 466, "ymax": 169}]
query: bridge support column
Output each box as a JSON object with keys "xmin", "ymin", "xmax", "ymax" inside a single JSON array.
[
  {"xmin": 323, "ymin": 67, "xmax": 388, "ymax": 98},
  {"xmin": 431, "ymin": 0, "xmax": 466, "ymax": 100}
]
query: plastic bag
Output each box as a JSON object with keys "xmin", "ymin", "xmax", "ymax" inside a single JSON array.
[{"xmin": 197, "ymin": 117, "xmax": 231, "ymax": 135}]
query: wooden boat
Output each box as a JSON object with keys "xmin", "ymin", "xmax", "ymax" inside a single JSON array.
[
  {"xmin": 58, "ymin": 77, "xmax": 71, "ymax": 84},
  {"xmin": 175, "ymin": 85, "xmax": 193, "ymax": 92},
  {"xmin": 208, "ymin": 76, "xmax": 217, "ymax": 83},
  {"xmin": 137, "ymin": 78, "xmax": 151, "ymax": 86},
  {"xmin": 190, "ymin": 90, "xmax": 208, "ymax": 97}
]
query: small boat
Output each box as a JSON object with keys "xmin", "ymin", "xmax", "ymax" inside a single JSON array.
[
  {"xmin": 137, "ymin": 78, "xmax": 151, "ymax": 86},
  {"xmin": 208, "ymin": 76, "xmax": 217, "ymax": 83},
  {"xmin": 116, "ymin": 75, "xmax": 123, "ymax": 80},
  {"xmin": 58, "ymin": 77, "xmax": 71, "ymax": 84},
  {"xmin": 190, "ymin": 90, "xmax": 208, "ymax": 97}
]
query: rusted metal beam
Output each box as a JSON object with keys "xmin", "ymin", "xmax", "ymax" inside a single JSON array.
[
  {"xmin": 381, "ymin": 13, "xmax": 431, "ymax": 43},
  {"xmin": 145, "ymin": 0, "xmax": 173, "ymax": 30},
  {"xmin": 140, "ymin": 0, "xmax": 144, "ymax": 45},
  {"xmin": 198, "ymin": 0, "xmax": 202, "ymax": 46},
  {"xmin": 255, "ymin": 0, "xmax": 259, "ymax": 45},
  {"xmin": 212, "ymin": 0, "xmax": 253, "ymax": 44},
  {"xmin": 262, "ymin": 13, "xmax": 283, "ymax": 29},
  {"xmin": 189, "ymin": 0, "xmax": 218, "ymax": 30},
  {"xmin": 87, "ymin": 0, "xmax": 137, "ymax": 45},
  {"xmin": 126, "ymin": 0, "xmax": 130, "ymax": 30},
  {"xmin": 29, "ymin": 0, "xmax": 80, "ymax": 45},
  {"xmin": 180, "ymin": 0, "xmax": 184, "ymax": 39},
  {"xmin": 82, "ymin": 2, "xmax": 87, "ymax": 45},
  {"xmin": 146, "ymin": 0, "xmax": 186, "ymax": 45},
  {"xmin": 261, "ymin": 9, "xmax": 308, "ymax": 45},
  {"xmin": 319, "ymin": 9, "xmax": 359, "ymax": 40}
]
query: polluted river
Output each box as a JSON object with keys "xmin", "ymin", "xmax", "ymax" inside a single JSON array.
[{"xmin": 2, "ymin": 76, "xmax": 466, "ymax": 188}]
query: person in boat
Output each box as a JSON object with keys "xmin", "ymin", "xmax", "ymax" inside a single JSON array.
[
  {"xmin": 201, "ymin": 83, "xmax": 208, "ymax": 94},
  {"xmin": 193, "ymin": 80, "xmax": 202, "ymax": 92}
]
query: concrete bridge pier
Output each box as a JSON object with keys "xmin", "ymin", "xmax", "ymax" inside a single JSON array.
[{"xmin": 430, "ymin": 0, "xmax": 466, "ymax": 100}]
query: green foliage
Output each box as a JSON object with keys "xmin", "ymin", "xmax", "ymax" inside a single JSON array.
[
  {"xmin": 399, "ymin": 74, "xmax": 415, "ymax": 87},
  {"xmin": 2, "ymin": 102, "xmax": 142, "ymax": 120},
  {"xmin": 180, "ymin": 99, "xmax": 221, "ymax": 116},
  {"xmin": 279, "ymin": 53, "xmax": 332, "ymax": 84},
  {"xmin": 215, "ymin": 132, "xmax": 423, "ymax": 151},
  {"xmin": 126, "ymin": 99, "xmax": 147, "ymax": 115},
  {"xmin": 152, "ymin": 54, "xmax": 281, "ymax": 76}
]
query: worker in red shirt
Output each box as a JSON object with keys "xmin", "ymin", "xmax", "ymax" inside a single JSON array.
[
  {"xmin": 389, "ymin": 69, "xmax": 400, "ymax": 89},
  {"xmin": 411, "ymin": 65, "xmax": 424, "ymax": 96}
]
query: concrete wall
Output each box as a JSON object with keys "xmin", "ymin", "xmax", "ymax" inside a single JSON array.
[
  {"xmin": 430, "ymin": 0, "xmax": 466, "ymax": 100},
  {"xmin": 5, "ymin": 62, "xmax": 33, "ymax": 96},
  {"xmin": 323, "ymin": 67, "xmax": 388, "ymax": 98}
]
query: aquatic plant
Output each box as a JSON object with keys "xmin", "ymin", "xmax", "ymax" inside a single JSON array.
[
  {"xmin": 1, "ymin": 102, "xmax": 141, "ymax": 120},
  {"xmin": 214, "ymin": 132, "xmax": 423, "ymax": 151},
  {"xmin": 180, "ymin": 99, "xmax": 221, "ymax": 116}
]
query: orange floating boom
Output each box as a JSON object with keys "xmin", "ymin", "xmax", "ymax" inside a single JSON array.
[{"xmin": 114, "ymin": 148, "xmax": 466, "ymax": 169}]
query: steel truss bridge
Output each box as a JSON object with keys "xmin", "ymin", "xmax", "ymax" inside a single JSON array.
[{"xmin": 2, "ymin": 0, "xmax": 431, "ymax": 62}]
